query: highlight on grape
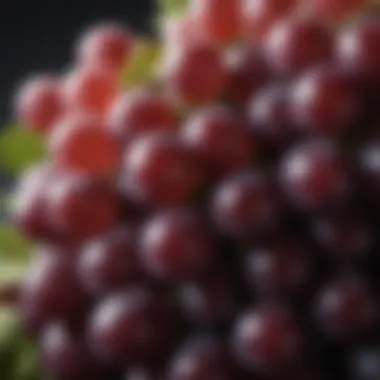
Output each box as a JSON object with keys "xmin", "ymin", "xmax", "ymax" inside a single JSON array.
[{"xmin": 4, "ymin": 0, "xmax": 380, "ymax": 379}]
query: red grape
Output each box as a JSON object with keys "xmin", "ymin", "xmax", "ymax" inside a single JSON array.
[
  {"xmin": 359, "ymin": 141, "xmax": 380, "ymax": 204},
  {"xmin": 289, "ymin": 66, "xmax": 359, "ymax": 135},
  {"xmin": 265, "ymin": 18, "xmax": 332, "ymax": 77},
  {"xmin": 76, "ymin": 23, "xmax": 133, "ymax": 74},
  {"xmin": 167, "ymin": 335, "xmax": 235, "ymax": 380},
  {"xmin": 107, "ymin": 90, "xmax": 176, "ymax": 142},
  {"xmin": 20, "ymin": 251, "xmax": 90, "ymax": 333},
  {"xmin": 336, "ymin": 18, "xmax": 380, "ymax": 86},
  {"xmin": 14, "ymin": 75, "xmax": 63, "ymax": 134},
  {"xmin": 178, "ymin": 270, "xmax": 237, "ymax": 324},
  {"xmin": 223, "ymin": 45, "xmax": 271, "ymax": 105},
  {"xmin": 122, "ymin": 132, "xmax": 201, "ymax": 206},
  {"xmin": 46, "ymin": 175, "xmax": 117, "ymax": 243},
  {"xmin": 40, "ymin": 323, "xmax": 109, "ymax": 380},
  {"xmin": 63, "ymin": 68, "xmax": 118, "ymax": 116},
  {"xmin": 78, "ymin": 225, "xmax": 143, "ymax": 295},
  {"xmin": 280, "ymin": 140, "xmax": 349, "ymax": 211},
  {"xmin": 247, "ymin": 84, "xmax": 293, "ymax": 146},
  {"xmin": 182, "ymin": 107, "xmax": 255, "ymax": 177},
  {"xmin": 312, "ymin": 212, "xmax": 374, "ymax": 262},
  {"xmin": 232, "ymin": 304, "xmax": 302, "ymax": 373},
  {"xmin": 210, "ymin": 170, "xmax": 281, "ymax": 238},
  {"xmin": 13, "ymin": 163, "xmax": 64, "ymax": 242},
  {"xmin": 245, "ymin": 238, "xmax": 311, "ymax": 295},
  {"xmin": 87, "ymin": 289, "xmax": 172, "ymax": 365},
  {"xmin": 49, "ymin": 113, "xmax": 119, "ymax": 175},
  {"xmin": 126, "ymin": 367, "xmax": 162, "ymax": 380},
  {"xmin": 190, "ymin": 0, "xmax": 242, "ymax": 45},
  {"xmin": 139, "ymin": 209, "xmax": 215, "ymax": 281},
  {"xmin": 162, "ymin": 42, "xmax": 225, "ymax": 104},
  {"xmin": 243, "ymin": 0, "xmax": 297, "ymax": 39},
  {"xmin": 313, "ymin": 275, "xmax": 377, "ymax": 339}
]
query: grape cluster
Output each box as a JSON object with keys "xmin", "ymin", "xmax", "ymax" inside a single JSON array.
[{"xmin": 11, "ymin": 1, "xmax": 380, "ymax": 379}]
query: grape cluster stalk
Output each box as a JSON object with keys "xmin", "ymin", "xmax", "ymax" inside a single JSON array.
[{"xmin": 11, "ymin": 1, "xmax": 380, "ymax": 379}]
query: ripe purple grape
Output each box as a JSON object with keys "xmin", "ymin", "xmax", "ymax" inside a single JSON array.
[
  {"xmin": 139, "ymin": 209, "xmax": 215, "ymax": 281},
  {"xmin": 78, "ymin": 225, "xmax": 144, "ymax": 295},
  {"xmin": 123, "ymin": 132, "xmax": 201, "ymax": 206},
  {"xmin": 210, "ymin": 170, "xmax": 281, "ymax": 238},
  {"xmin": 280, "ymin": 139, "xmax": 349, "ymax": 211},
  {"xmin": 337, "ymin": 18, "xmax": 380, "ymax": 86},
  {"xmin": 182, "ymin": 106, "xmax": 255, "ymax": 177},
  {"xmin": 265, "ymin": 18, "xmax": 332, "ymax": 77},
  {"xmin": 40, "ymin": 323, "xmax": 109, "ymax": 380},
  {"xmin": 20, "ymin": 250, "xmax": 90, "ymax": 333},
  {"xmin": 313, "ymin": 275, "xmax": 377, "ymax": 339},
  {"xmin": 46, "ymin": 175, "xmax": 117, "ymax": 243},
  {"xmin": 289, "ymin": 66, "xmax": 359, "ymax": 135},
  {"xmin": 232, "ymin": 304, "xmax": 302, "ymax": 373},
  {"xmin": 223, "ymin": 45, "xmax": 271, "ymax": 105},
  {"xmin": 87, "ymin": 289, "xmax": 173, "ymax": 365}
]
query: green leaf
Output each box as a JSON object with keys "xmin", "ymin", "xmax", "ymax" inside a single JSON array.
[
  {"xmin": 121, "ymin": 39, "xmax": 162, "ymax": 88},
  {"xmin": 159, "ymin": 0, "xmax": 189, "ymax": 15},
  {"xmin": 0, "ymin": 223, "xmax": 32, "ymax": 260},
  {"xmin": 0, "ymin": 256, "xmax": 30, "ymax": 284},
  {"xmin": 0, "ymin": 126, "xmax": 45, "ymax": 175}
]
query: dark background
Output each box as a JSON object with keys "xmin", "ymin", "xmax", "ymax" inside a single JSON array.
[{"xmin": 0, "ymin": 0, "xmax": 154, "ymax": 125}]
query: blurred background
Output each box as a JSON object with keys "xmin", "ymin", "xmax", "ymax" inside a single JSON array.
[{"xmin": 0, "ymin": 0, "xmax": 154, "ymax": 125}]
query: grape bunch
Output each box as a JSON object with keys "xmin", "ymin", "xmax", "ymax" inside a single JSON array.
[{"xmin": 10, "ymin": 0, "xmax": 380, "ymax": 379}]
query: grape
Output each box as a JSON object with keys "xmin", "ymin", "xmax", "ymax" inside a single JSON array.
[
  {"xmin": 13, "ymin": 164, "xmax": 57, "ymax": 241},
  {"xmin": 76, "ymin": 23, "xmax": 133, "ymax": 74},
  {"xmin": 107, "ymin": 90, "xmax": 176, "ymax": 143},
  {"xmin": 336, "ymin": 18, "xmax": 380, "ymax": 86},
  {"xmin": 350, "ymin": 347, "xmax": 380, "ymax": 380},
  {"xmin": 265, "ymin": 18, "xmax": 332, "ymax": 77},
  {"xmin": 87, "ymin": 289, "xmax": 173, "ymax": 365},
  {"xmin": 167, "ymin": 334, "xmax": 235, "ymax": 380},
  {"xmin": 313, "ymin": 275, "xmax": 377, "ymax": 339},
  {"xmin": 280, "ymin": 139, "xmax": 349, "ymax": 211},
  {"xmin": 63, "ymin": 68, "xmax": 118, "ymax": 116},
  {"xmin": 182, "ymin": 107, "xmax": 255, "ymax": 177},
  {"xmin": 78, "ymin": 225, "xmax": 143, "ymax": 295},
  {"xmin": 20, "ymin": 251, "xmax": 90, "ymax": 333},
  {"xmin": 40, "ymin": 323, "xmax": 109, "ymax": 380},
  {"xmin": 210, "ymin": 170, "xmax": 281, "ymax": 238},
  {"xmin": 243, "ymin": 0, "xmax": 297, "ymax": 38},
  {"xmin": 223, "ymin": 45, "xmax": 271, "ymax": 105},
  {"xmin": 232, "ymin": 304, "xmax": 302, "ymax": 373},
  {"xmin": 288, "ymin": 66, "xmax": 359, "ymax": 135},
  {"xmin": 49, "ymin": 113, "xmax": 119, "ymax": 175},
  {"xmin": 162, "ymin": 42, "xmax": 225, "ymax": 104},
  {"xmin": 122, "ymin": 132, "xmax": 201, "ymax": 206},
  {"xmin": 139, "ymin": 209, "xmax": 215, "ymax": 281},
  {"xmin": 190, "ymin": 0, "xmax": 242, "ymax": 45},
  {"xmin": 178, "ymin": 270, "xmax": 237, "ymax": 324},
  {"xmin": 312, "ymin": 212, "xmax": 374, "ymax": 262},
  {"xmin": 14, "ymin": 75, "xmax": 63, "ymax": 133},
  {"xmin": 311, "ymin": 0, "xmax": 369, "ymax": 21},
  {"xmin": 46, "ymin": 175, "xmax": 117, "ymax": 243},
  {"xmin": 245, "ymin": 238, "xmax": 311, "ymax": 296},
  {"xmin": 247, "ymin": 84, "xmax": 293, "ymax": 147}
]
